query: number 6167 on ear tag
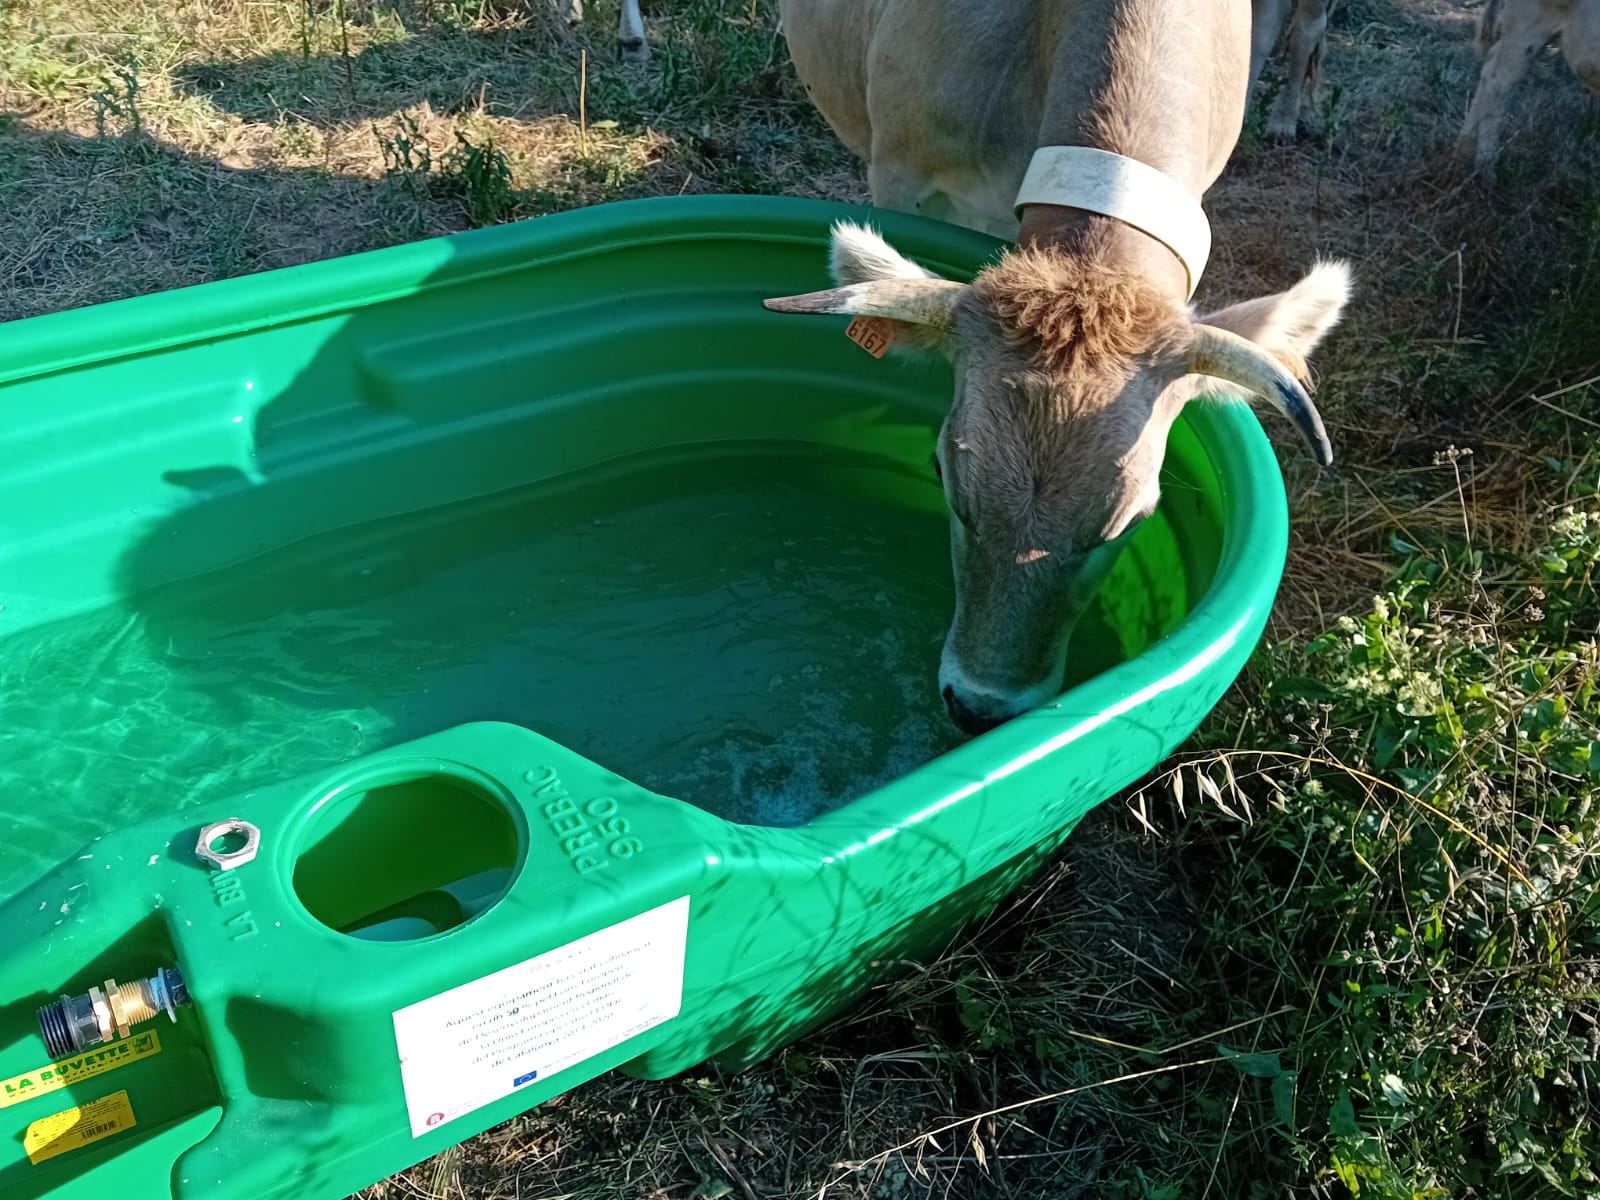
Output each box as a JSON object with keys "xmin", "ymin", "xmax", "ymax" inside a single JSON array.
[{"xmin": 845, "ymin": 315, "xmax": 895, "ymax": 358}]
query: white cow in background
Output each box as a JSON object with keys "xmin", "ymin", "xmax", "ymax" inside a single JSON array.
[
  {"xmin": 1249, "ymin": 0, "xmax": 1332, "ymax": 139},
  {"xmin": 556, "ymin": 0, "xmax": 649, "ymax": 65},
  {"xmin": 1458, "ymin": 0, "xmax": 1600, "ymax": 177}
]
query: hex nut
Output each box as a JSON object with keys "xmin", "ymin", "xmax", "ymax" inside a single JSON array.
[{"xmin": 195, "ymin": 818, "xmax": 261, "ymax": 871}]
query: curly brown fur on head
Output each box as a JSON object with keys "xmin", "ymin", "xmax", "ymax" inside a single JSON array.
[{"xmin": 970, "ymin": 245, "xmax": 1190, "ymax": 383}]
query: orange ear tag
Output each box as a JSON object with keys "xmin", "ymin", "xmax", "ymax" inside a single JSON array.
[{"xmin": 845, "ymin": 315, "xmax": 895, "ymax": 358}]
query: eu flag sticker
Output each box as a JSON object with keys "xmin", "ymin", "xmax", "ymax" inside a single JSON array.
[{"xmin": 513, "ymin": 1070, "xmax": 538, "ymax": 1088}]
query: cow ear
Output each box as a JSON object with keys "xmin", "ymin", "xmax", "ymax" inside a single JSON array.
[
  {"xmin": 1179, "ymin": 261, "xmax": 1351, "ymax": 467},
  {"xmin": 761, "ymin": 222, "xmax": 960, "ymax": 353},
  {"xmin": 828, "ymin": 221, "xmax": 946, "ymax": 285},
  {"xmin": 1192, "ymin": 261, "xmax": 1352, "ymax": 383}
]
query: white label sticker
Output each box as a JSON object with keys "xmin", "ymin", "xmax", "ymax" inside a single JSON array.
[{"xmin": 393, "ymin": 895, "xmax": 690, "ymax": 1136}]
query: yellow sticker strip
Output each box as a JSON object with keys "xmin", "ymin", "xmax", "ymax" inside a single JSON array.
[
  {"xmin": 0, "ymin": 1029, "xmax": 162, "ymax": 1109},
  {"xmin": 24, "ymin": 1089, "xmax": 136, "ymax": 1164}
]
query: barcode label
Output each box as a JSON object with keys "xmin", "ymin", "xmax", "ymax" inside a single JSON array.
[{"xmin": 24, "ymin": 1090, "xmax": 136, "ymax": 1164}]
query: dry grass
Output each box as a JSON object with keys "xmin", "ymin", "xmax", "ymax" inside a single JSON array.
[
  {"xmin": 0, "ymin": 0, "xmax": 858, "ymax": 319},
  {"xmin": 1203, "ymin": 0, "xmax": 1600, "ymax": 632},
  {"xmin": 3, "ymin": 0, "xmax": 1599, "ymax": 1197}
]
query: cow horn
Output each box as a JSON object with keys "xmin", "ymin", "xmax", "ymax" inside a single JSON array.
[
  {"xmin": 763, "ymin": 278, "xmax": 966, "ymax": 331},
  {"xmin": 1187, "ymin": 324, "xmax": 1334, "ymax": 467}
]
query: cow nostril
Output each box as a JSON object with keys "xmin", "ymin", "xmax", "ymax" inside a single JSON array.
[
  {"xmin": 941, "ymin": 685, "xmax": 964, "ymax": 721},
  {"xmin": 942, "ymin": 686, "xmax": 1006, "ymax": 736}
]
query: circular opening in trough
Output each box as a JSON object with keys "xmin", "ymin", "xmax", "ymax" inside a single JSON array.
[{"xmin": 292, "ymin": 771, "xmax": 520, "ymax": 941}]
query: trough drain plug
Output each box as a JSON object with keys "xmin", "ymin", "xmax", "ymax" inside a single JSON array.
[{"xmin": 37, "ymin": 966, "xmax": 192, "ymax": 1059}]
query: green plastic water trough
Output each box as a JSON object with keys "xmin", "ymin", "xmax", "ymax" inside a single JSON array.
[{"xmin": 0, "ymin": 196, "xmax": 1288, "ymax": 1200}]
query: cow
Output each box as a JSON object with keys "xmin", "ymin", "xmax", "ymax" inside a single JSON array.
[
  {"xmin": 556, "ymin": 0, "xmax": 649, "ymax": 65},
  {"xmin": 764, "ymin": 0, "xmax": 1351, "ymax": 735},
  {"xmin": 1248, "ymin": 0, "xmax": 1332, "ymax": 139},
  {"xmin": 1457, "ymin": 0, "xmax": 1600, "ymax": 178}
]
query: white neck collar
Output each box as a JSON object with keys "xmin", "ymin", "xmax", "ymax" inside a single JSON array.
[{"xmin": 1013, "ymin": 146, "xmax": 1211, "ymax": 300}]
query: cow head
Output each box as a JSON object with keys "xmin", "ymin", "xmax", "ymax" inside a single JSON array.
[{"xmin": 765, "ymin": 222, "xmax": 1350, "ymax": 734}]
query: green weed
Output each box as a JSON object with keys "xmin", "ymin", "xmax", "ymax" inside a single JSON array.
[
  {"xmin": 1238, "ymin": 75, "xmax": 1286, "ymax": 157},
  {"xmin": 2, "ymin": 32, "xmax": 99, "ymax": 98},
  {"xmin": 1170, "ymin": 467, "xmax": 1600, "ymax": 1196},
  {"xmin": 90, "ymin": 58, "xmax": 143, "ymax": 140},
  {"xmin": 374, "ymin": 114, "xmax": 517, "ymax": 232},
  {"xmin": 440, "ymin": 127, "xmax": 513, "ymax": 225},
  {"xmin": 375, "ymin": 111, "xmax": 433, "ymax": 190}
]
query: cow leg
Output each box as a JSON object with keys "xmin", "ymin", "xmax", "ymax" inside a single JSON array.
[
  {"xmin": 1247, "ymin": 0, "xmax": 1294, "ymax": 107},
  {"xmin": 1456, "ymin": 3, "xmax": 1558, "ymax": 178},
  {"xmin": 618, "ymin": 0, "xmax": 649, "ymax": 65},
  {"xmin": 1267, "ymin": 0, "xmax": 1328, "ymax": 139}
]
